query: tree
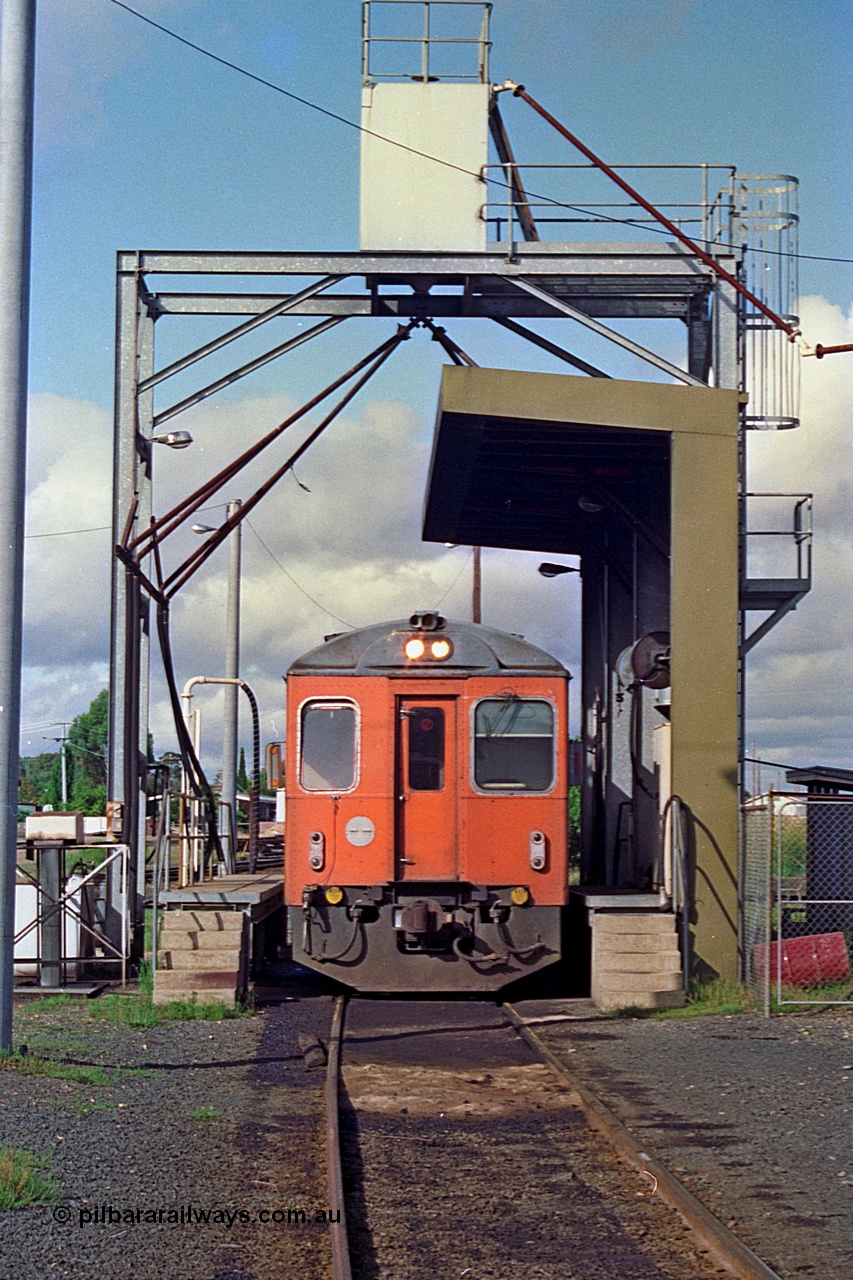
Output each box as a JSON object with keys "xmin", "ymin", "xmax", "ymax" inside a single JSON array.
[
  {"xmin": 18, "ymin": 751, "xmax": 57, "ymax": 807},
  {"xmin": 66, "ymin": 689, "xmax": 109, "ymax": 816},
  {"xmin": 237, "ymin": 746, "xmax": 251, "ymax": 792}
]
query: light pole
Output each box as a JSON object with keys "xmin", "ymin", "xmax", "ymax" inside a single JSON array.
[
  {"xmin": 0, "ymin": 0, "xmax": 36, "ymax": 1051},
  {"xmin": 472, "ymin": 546, "xmax": 482, "ymax": 623}
]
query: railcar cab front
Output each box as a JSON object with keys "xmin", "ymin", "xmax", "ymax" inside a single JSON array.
[{"xmin": 284, "ymin": 613, "xmax": 570, "ymax": 993}]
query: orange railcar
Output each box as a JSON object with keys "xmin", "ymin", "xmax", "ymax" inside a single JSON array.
[{"xmin": 284, "ymin": 612, "xmax": 569, "ymax": 992}]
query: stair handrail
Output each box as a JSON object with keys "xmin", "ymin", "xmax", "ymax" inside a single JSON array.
[{"xmin": 662, "ymin": 794, "xmax": 691, "ymax": 992}]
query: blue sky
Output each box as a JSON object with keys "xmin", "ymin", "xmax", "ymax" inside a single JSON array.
[{"xmin": 19, "ymin": 0, "xmax": 853, "ymax": 773}]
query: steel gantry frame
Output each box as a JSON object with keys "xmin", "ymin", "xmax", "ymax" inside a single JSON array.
[{"xmin": 108, "ymin": 239, "xmax": 742, "ymax": 955}]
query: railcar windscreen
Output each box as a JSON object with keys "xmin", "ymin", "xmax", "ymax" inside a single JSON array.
[
  {"xmin": 300, "ymin": 701, "xmax": 357, "ymax": 791},
  {"xmin": 474, "ymin": 698, "xmax": 555, "ymax": 792}
]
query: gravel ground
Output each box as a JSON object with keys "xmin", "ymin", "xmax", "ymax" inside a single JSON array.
[
  {"xmin": 1, "ymin": 985, "xmax": 336, "ymax": 1280},
  {"xmin": 340, "ymin": 1000, "xmax": 726, "ymax": 1280},
  {"xmin": 516, "ymin": 999, "xmax": 853, "ymax": 1280},
  {"xmin": 5, "ymin": 985, "xmax": 851, "ymax": 1280}
]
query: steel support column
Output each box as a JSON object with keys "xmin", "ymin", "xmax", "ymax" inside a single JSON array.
[{"xmin": 108, "ymin": 264, "xmax": 148, "ymax": 957}]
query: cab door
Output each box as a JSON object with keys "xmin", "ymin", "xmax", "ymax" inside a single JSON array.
[{"xmin": 397, "ymin": 698, "xmax": 458, "ymax": 881}]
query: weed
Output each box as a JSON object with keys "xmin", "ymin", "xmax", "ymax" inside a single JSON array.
[
  {"xmin": 0, "ymin": 1147, "xmax": 60, "ymax": 1210},
  {"xmin": 0, "ymin": 1052, "xmax": 111, "ymax": 1086},
  {"xmin": 137, "ymin": 960, "xmax": 154, "ymax": 1000},
  {"xmin": 73, "ymin": 1097, "xmax": 117, "ymax": 1117},
  {"xmin": 190, "ymin": 1106, "xmax": 218, "ymax": 1121}
]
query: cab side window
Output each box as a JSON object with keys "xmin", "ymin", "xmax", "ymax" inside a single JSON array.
[
  {"xmin": 300, "ymin": 701, "xmax": 357, "ymax": 791},
  {"xmin": 473, "ymin": 698, "xmax": 555, "ymax": 793}
]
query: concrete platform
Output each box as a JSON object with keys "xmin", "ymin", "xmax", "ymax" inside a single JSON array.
[{"xmin": 160, "ymin": 872, "xmax": 283, "ymax": 922}]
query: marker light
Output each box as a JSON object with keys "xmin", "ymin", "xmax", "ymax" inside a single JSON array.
[
  {"xmin": 325, "ymin": 886, "xmax": 344, "ymax": 905},
  {"xmin": 405, "ymin": 638, "xmax": 426, "ymax": 659},
  {"xmin": 430, "ymin": 639, "xmax": 452, "ymax": 659},
  {"xmin": 510, "ymin": 886, "xmax": 530, "ymax": 906}
]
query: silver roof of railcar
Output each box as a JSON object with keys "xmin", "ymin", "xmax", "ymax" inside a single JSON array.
[{"xmin": 288, "ymin": 615, "xmax": 568, "ymax": 678}]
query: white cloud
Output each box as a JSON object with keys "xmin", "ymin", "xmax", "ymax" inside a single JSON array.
[
  {"xmin": 746, "ymin": 295, "xmax": 853, "ymax": 768},
  {"xmin": 24, "ymin": 299, "xmax": 849, "ymax": 777}
]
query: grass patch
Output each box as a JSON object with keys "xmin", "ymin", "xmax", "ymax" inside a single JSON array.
[
  {"xmin": 771, "ymin": 981, "xmax": 853, "ymax": 1012},
  {"xmin": 0, "ymin": 1147, "xmax": 60, "ymax": 1210},
  {"xmin": 611, "ymin": 978, "xmax": 754, "ymax": 1020},
  {"xmin": 16, "ymin": 994, "xmax": 82, "ymax": 1014},
  {"xmin": 89, "ymin": 992, "xmax": 250, "ymax": 1028},
  {"xmin": 190, "ymin": 1106, "xmax": 218, "ymax": 1121},
  {"xmin": 0, "ymin": 1052, "xmax": 111, "ymax": 1086},
  {"xmin": 656, "ymin": 977, "xmax": 754, "ymax": 1019}
]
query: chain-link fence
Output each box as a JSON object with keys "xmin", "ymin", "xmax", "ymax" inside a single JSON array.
[{"xmin": 741, "ymin": 793, "xmax": 853, "ymax": 1012}]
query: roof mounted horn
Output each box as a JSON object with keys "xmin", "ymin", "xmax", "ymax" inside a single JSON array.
[{"xmin": 409, "ymin": 612, "xmax": 446, "ymax": 632}]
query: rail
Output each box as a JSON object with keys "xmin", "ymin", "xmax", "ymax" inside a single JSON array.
[
  {"xmin": 327, "ymin": 995, "xmax": 353, "ymax": 1280},
  {"xmin": 503, "ymin": 1005, "xmax": 784, "ymax": 1280}
]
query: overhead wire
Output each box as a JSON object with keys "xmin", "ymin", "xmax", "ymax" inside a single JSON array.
[
  {"xmin": 25, "ymin": 526, "xmax": 110, "ymax": 539},
  {"xmin": 433, "ymin": 547, "xmax": 474, "ymax": 611},
  {"xmin": 245, "ymin": 518, "xmax": 357, "ymax": 630},
  {"xmin": 105, "ymin": 0, "xmax": 853, "ymax": 269}
]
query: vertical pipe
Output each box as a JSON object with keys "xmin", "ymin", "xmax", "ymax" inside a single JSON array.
[
  {"xmin": 134, "ymin": 307, "xmax": 155, "ymax": 959},
  {"xmin": 221, "ymin": 500, "xmax": 242, "ymax": 871},
  {"xmin": 0, "ymin": 0, "xmax": 36, "ymax": 1050},
  {"xmin": 60, "ymin": 734, "xmax": 68, "ymax": 807}
]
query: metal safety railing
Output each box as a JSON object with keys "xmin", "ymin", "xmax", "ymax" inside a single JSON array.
[
  {"xmin": 483, "ymin": 162, "xmax": 738, "ymax": 245},
  {"xmin": 483, "ymin": 162, "xmax": 800, "ymax": 430},
  {"xmin": 742, "ymin": 493, "xmax": 813, "ymax": 584},
  {"xmin": 362, "ymin": 1, "xmax": 492, "ymax": 83},
  {"xmin": 662, "ymin": 795, "xmax": 691, "ymax": 993},
  {"xmin": 14, "ymin": 844, "xmax": 130, "ymax": 987}
]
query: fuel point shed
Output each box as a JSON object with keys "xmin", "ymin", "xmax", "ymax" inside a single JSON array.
[{"xmin": 423, "ymin": 364, "xmax": 741, "ymax": 983}]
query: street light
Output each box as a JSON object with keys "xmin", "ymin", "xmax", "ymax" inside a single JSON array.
[
  {"xmin": 150, "ymin": 430, "xmax": 193, "ymax": 449},
  {"xmin": 538, "ymin": 562, "xmax": 580, "ymax": 579}
]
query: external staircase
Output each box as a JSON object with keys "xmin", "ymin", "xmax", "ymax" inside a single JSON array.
[
  {"xmin": 154, "ymin": 909, "xmax": 249, "ymax": 1006},
  {"xmin": 591, "ymin": 910, "xmax": 685, "ymax": 1011}
]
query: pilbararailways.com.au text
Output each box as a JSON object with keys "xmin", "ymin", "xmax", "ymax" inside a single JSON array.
[{"xmin": 54, "ymin": 1205, "xmax": 339, "ymax": 1228}]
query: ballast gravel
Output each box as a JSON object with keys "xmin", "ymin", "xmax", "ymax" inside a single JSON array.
[
  {"xmin": 1, "ymin": 989, "xmax": 337, "ymax": 1280},
  {"xmin": 522, "ymin": 1000, "xmax": 853, "ymax": 1280}
]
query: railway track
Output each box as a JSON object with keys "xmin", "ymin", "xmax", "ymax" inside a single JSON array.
[{"xmin": 324, "ymin": 994, "xmax": 784, "ymax": 1280}]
